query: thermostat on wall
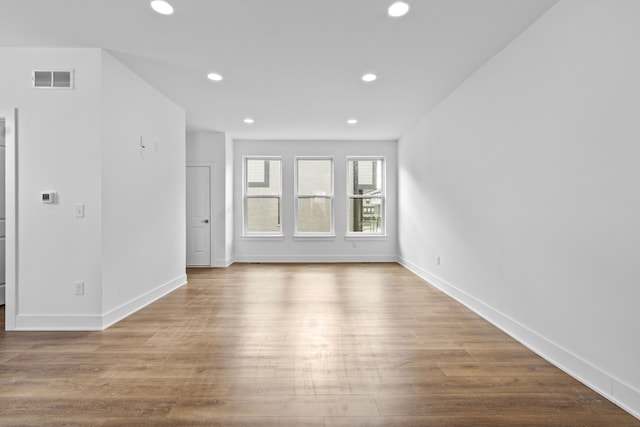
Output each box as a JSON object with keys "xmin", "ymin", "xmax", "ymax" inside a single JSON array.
[{"xmin": 41, "ymin": 191, "xmax": 56, "ymax": 203}]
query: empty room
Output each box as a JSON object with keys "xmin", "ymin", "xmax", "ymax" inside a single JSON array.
[{"xmin": 1, "ymin": 0, "xmax": 639, "ymax": 425}]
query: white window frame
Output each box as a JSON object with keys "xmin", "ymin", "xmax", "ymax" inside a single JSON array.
[
  {"xmin": 346, "ymin": 156, "xmax": 386, "ymax": 237},
  {"xmin": 242, "ymin": 156, "xmax": 283, "ymax": 237},
  {"xmin": 294, "ymin": 156, "xmax": 335, "ymax": 237}
]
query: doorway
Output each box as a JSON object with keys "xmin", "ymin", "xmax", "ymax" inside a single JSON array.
[{"xmin": 186, "ymin": 164, "xmax": 212, "ymax": 266}]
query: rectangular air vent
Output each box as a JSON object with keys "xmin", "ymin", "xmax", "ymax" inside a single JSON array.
[{"xmin": 32, "ymin": 69, "xmax": 74, "ymax": 89}]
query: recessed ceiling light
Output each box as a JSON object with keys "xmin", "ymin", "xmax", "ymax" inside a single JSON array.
[
  {"xmin": 388, "ymin": 1, "xmax": 410, "ymax": 17},
  {"xmin": 207, "ymin": 73, "xmax": 223, "ymax": 81},
  {"xmin": 362, "ymin": 73, "xmax": 377, "ymax": 83},
  {"xmin": 244, "ymin": 118, "xmax": 255, "ymax": 124},
  {"xmin": 347, "ymin": 119, "xmax": 358, "ymax": 125},
  {"xmin": 150, "ymin": 0, "xmax": 174, "ymax": 15}
]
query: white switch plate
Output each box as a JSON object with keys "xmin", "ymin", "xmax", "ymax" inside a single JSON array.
[
  {"xmin": 75, "ymin": 281, "xmax": 84, "ymax": 296},
  {"xmin": 140, "ymin": 136, "xmax": 147, "ymax": 160},
  {"xmin": 74, "ymin": 203, "xmax": 84, "ymax": 218}
]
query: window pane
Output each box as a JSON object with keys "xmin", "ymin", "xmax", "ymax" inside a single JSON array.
[
  {"xmin": 33, "ymin": 71, "xmax": 52, "ymax": 87},
  {"xmin": 53, "ymin": 71, "xmax": 71, "ymax": 88},
  {"xmin": 297, "ymin": 159, "xmax": 332, "ymax": 195},
  {"xmin": 247, "ymin": 159, "xmax": 281, "ymax": 195},
  {"xmin": 247, "ymin": 197, "xmax": 281, "ymax": 232},
  {"xmin": 297, "ymin": 198, "xmax": 331, "ymax": 233},
  {"xmin": 348, "ymin": 197, "xmax": 382, "ymax": 233},
  {"xmin": 348, "ymin": 159, "xmax": 382, "ymax": 195},
  {"xmin": 247, "ymin": 159, "xmax": 267, "ymax": 186}
]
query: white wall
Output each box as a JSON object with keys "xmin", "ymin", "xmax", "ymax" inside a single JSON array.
[
  {"xmin": 101, "ymin": 51, "xmax": 186, "ymax": 322},
  {"xmin": 234, "ymin": 139, "xmax": 397, "ymax": 262},
  {"xmin": 398, "ymin": 0, "xmax": 640, "ymax": 418},
  {"xmin": 224, "ymin": 134, "xmax": 234, "ymax": 263},
  {"xmin": 0, "ymin": 116, "xmax": 7, "ymax": 306},
  {"xmin": 186, "ymin": 131, "xmax": 232, "ymax": 267},
  {"xmin": 0, "ymin": 48, "xmax": 186, "ymax": 330},
  {"xmin": 0, "ymin": 48, "xmax": 103, "ymax": 327}
]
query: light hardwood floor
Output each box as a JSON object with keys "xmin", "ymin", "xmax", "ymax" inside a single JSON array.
[{"xmin": 0, "ymin": 263, "xmax": 638, "ymax": 426}]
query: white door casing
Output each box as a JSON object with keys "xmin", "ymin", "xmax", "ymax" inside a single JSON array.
[
  {"xmin": 1, "ymin": 108, "xmax": 16, "ymax": 329},
  {"xmin": 0, "ymin": 117, "xmax": 5, "ymax": 305},
  {"xmin": 186, "ymin": 165, "xmax": 211, "ymax": 266}
]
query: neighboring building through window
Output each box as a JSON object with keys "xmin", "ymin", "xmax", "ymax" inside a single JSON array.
[
  {"xmin": 347, "ymin": 157, "xmax": 384, "ymax": 234},
  {"xmin": 243, "ymin": 157, "xmax": 282, "ymax": 235},
  {"xmin": 295, "ymin": 157, "xmax": 334, "ymax": 235},
  {"xmin": 247, "ymin": 158, "xmax": 270, "ymax": 188}
]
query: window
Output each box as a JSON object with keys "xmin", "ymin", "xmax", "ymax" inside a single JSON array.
[
  {"xmin": 243, "ymin": 157, "xmax": 282, "ymax": 235},
  {"xmin": 347, "ymin": 157, "xmax": 384, "ymax": 234},
  {"xmin": 295, "ymin": 158, "xmax": 333, "ymax": 235},
  {"xmin": 247, "ymin": 159, "xmax": 270, "ymax": 188}
]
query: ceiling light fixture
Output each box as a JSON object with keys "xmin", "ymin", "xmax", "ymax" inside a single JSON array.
[
  {"xmin": 388, "ymin": 1, "xmax": 410, "ymax": 17},
  {"xmin": 347, "ymin": 119, "xmax": 358, "ymax": 125},
  {"xmin": 150, "ymin": 0, "xmax": 174, "ymax": 15},
  {"xmin": 207, "ymin": 73, "xmax": 223, "ymax": 81},
  {"xmin": 244, "ymin": 118, "xmax": 255, "ymax": 124},
  {"xmin": 362, "ymin": 73, "xmax": 377, "ymax": 83}
]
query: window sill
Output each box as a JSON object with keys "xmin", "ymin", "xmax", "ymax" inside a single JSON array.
[
  {"xmin": 344, "ymin": 234, "xmax": 388, "ymax": 241},
  {"xmin": 293, "ymin": 234, "xmax": 336, "ymax": 241},
  {"xmin": 241, "ymin": 234, "xmax": 285, "ymax": 241}
]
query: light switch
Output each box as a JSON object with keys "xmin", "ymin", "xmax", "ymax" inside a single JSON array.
[
  {"xmin": 140, "ymin": 136, "xmax": 147, "ymax": 160},
  {"xmin": 74, "ymin": 203, "xmax": 85, "ymax": 218}
]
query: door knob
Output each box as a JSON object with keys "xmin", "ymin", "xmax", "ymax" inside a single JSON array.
[{"xmin": 201, "ymin": 219, "xmax": 209, "ymax": 223}]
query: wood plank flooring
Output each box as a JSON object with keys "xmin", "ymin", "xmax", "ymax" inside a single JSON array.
[{"xmin": 1, "ymin": 263, "xmax": 638, "ymax": 426}]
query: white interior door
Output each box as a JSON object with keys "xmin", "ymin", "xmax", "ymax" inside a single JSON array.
[{"xmin": 186, "ymin": 165, "xmax": 211, "ymax": 266}]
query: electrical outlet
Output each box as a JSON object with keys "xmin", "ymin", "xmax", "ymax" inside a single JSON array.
[
  {"xmin": 74, "ymin": 203, "xmax": 84, "ymax": 218},
  {"xmin": 75, "ymin": 281, "xmax": 84, "ymax": 296}
]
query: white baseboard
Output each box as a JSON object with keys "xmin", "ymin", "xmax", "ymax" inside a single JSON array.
[
  {"xmin": 102, "ymin": 274, "xmax": 187, "ymax": 329},
  {"xmin": 0, "ymin": 284, "xmax": 5, "ymax": 305},
  {"xmin": 233, "ymin": 254, "xmax": 398, "ymax": 263},
  {"xmin": 14, "ymin": 274, "xmax": 187, "ymax": 331},
  {"xmin": 213, "ymin": 257, "xmax": 234, "ymax": 267},
  {"xmin": 15, "ymin": 313, "xmax": 104, "ymax": 331},
  {"xmin": 398, "ymin": 256, "xmax": 640, "ymax": 421},
  {"xmin": 201, "ymin": 255, "xmax": 396, "ymax": 266}
]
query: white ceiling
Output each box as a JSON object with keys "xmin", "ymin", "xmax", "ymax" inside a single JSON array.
[{"xmin": 0, "ymin": 0, "xmax": 557, "ymax": 140}]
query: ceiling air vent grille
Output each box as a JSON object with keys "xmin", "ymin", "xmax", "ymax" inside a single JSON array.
[{"xmin": 32, "ymin": 70, "xmax": 74, "ymax": 89}]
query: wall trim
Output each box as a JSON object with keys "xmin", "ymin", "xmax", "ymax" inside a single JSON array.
[
  {"xmin": 234, "ymin": 254, "xmax": 397, "ymax": 263},
  {"xmin": 14, "ymin": 274, "xmax": 187, "ymax": 331},
  {"xmin": 2, "ymin": 108, "xmax": 17, "ymax": 330},
  {"xmin": 213, "ymin": 257, "xmax": 234, "ymax": 268},
  {"xmin": 102, "ymin": 274, "xmax": 187, "ymax": 329},
  {"xmin": 15, "ymin": 313, "xmax": 104, "ymax": 331},
  {"xmin": 398, "ymin": 256, "xmax": 640, "ymax": 421}
]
